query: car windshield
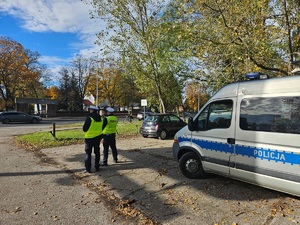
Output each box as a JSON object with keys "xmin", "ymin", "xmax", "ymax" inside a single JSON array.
[{"xmin": 145, "ymin": 115, "xmax": 159, "ymax": 122}]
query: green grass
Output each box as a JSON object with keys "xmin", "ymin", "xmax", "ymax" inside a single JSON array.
[{"xmin": 15, "ymin": 120, "xmax": 143, "ymax": 151}]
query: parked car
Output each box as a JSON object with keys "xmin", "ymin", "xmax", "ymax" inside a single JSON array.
[
  {"xmin": 140, "ymin": 113, "xmax": 186, "ymax": 140},
  {"xmin": 136, "ymin": 110, "xmax": 152, "ymax": 120},
  {"xmin": 0, "ymin": 111, "xmax": 42, "ymax": 124}
]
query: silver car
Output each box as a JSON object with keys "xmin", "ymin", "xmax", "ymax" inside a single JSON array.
[{"xmin": 140, "ymin": 113, "xmax": 186, "ymax": 140}]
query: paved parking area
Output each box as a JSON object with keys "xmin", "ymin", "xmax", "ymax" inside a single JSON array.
[
  {"xmin": 42, "ymin": 136, "xmax": 300, "ymax": 225},
  {"xmin": 1, "ymin": 122, "xmax": 300, "ymax": 225}
]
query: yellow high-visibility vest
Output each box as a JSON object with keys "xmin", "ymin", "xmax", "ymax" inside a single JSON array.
[
  {"xmin": 85, "ymin": 117, "xmax": 103, "ymax": 138},
  {"xmin": 103, "ymin": 115, "xmax": 118, "ymax": 135}
]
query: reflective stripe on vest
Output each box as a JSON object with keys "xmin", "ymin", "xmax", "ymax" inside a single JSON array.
[
  {"xmin": 103, "ymin": 115, "xmax": 118, "ymax": 134},
  {"xmin": 85, "ymin": 117, "xmax": 102, "ymax": 138}
]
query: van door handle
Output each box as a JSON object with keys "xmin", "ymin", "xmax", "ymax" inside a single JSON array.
[{"xmin": 227, "ymin": 138, "xmax": 235, "ymax": 144}]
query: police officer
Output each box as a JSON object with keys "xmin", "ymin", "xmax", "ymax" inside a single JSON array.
[
  {"xmin": 101, "ymin": 107, "xmax": 118, "ymax": 166},
  {"xmin": 82, "ymin": 105, "xmax": 103, "ymax": 173}
]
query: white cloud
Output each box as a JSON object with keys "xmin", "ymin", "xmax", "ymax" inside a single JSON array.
[
  {"xmin": 0, "ymin": 0, "xmax": 107, "ymax": 83},
  {"xmin": 2, "ymin": 0, "xmax": 91, "ymax": 31},
  {"xmin": 39, "ymin": 55, "xmax": 70, "ymax": 84},
  {"xmin": 40, "ymin": 55, "xmax": 69, "ymax": 67},
  {"xmin": 0, "ymin": 0, "xmax": 106, "ymax": 49}
]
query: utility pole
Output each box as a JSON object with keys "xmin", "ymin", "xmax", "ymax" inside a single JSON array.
[
  {"xmin": 96, "ymin": 75, "xmax": 98, "ymax": 107},
  {"xmin": 194, "ymin": 77, "xmax": 206, "ymax": 111},
  {"xmin": 96, "ymin": 58, "xmax": 105, "ymax": 107}
]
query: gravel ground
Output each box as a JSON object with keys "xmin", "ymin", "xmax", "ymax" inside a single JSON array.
[
  {"xmin": 1, "ymin": 123, "xmax": 300, "ymax": 225},
  {"xmin": 40, "ymin": 137, "xmax": 300, "ymax": 225},
  {"xmin": 0, "ymin": 136, "xmax": 140, "ymax": 225}
]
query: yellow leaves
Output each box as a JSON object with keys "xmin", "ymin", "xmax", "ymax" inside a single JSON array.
[
  {"xmin": 1, "ymin": 36, "xmax": 44, "ymax": 109},
  {"xmin": 288, "ymin": 218, "xmax": 300, "ymax": 223},
  {"xmin": 115, "ymin": 198, "xmax": 148, "ymax": 223},
  {"xmin": 45, "ymin": 86, "xmax": 60, "ymax": 100},
  {"xmin": 271, "ymin": 208, "xmax": 277, "ymax": 217}
]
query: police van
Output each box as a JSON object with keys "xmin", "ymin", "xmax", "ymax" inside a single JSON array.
[{"xmin": 173, "ymin": 72, "xmax": 300, "ymax": 197}]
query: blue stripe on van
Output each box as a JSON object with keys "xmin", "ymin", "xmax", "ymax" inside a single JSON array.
[
  {"xmin": 193, "ymin": 139, "xmax": 234, "ymax": 154},
  {"xmin": 236, "ymin": 145, "xmax": 300, "ymax": 166},
  {"xmin": 178, "ymin": 137, "xmax": 300, "ymax": 166}
]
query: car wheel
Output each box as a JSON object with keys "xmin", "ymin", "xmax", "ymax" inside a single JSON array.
[
  {"xmin": 159, "ymin": 130, "xmax": 167, "ymax": 140},
  {"xmin": 142, "ymin": 134, "xmax": 148, "ymax": 138},
  {"xmin": 2, "ymin": 118, "xmax": 10, "ymax": 124},
  {"xmin": 31, "ymin": 118, "xmax": 38, "ymax": 124},
  {"xmin": 179, "ymin": 152, "xmax": 208, "ymax": 179}
]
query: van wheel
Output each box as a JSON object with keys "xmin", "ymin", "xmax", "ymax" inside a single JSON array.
[
  {"xmin": 142, "ymin": 134, "xmax": 148, "ymax": 138},
  {"xmin": 179, "ymin": 152, "xmax": 208, "ymax": 179},
  {"xmin": 159, "ymin": 130, "xmax": 167, "ymax": 140}
]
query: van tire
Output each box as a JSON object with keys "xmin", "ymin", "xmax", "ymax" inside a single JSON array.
[{"xmin": 179, "ymin": 152, "xmax": 208, "ymax": 179}]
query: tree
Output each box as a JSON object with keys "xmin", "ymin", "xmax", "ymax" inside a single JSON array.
[
  {"xmin": 21, "ymin": 49, "xmax": 48, "ymax": 99},
  {"xmin": 0, "ymin": 37, "xmax": 48, "ymax": 110},
  {"xmin": 97, "ymin": 65, "xmax": 123, "ymax": 107},
  {"xmin": 57, "ymin": 68, "xmax": 82, "ymax": 112},
  {"xmin": 45, "ymin": 86, "xmax": 60, "ymax": 100},
  {"xmin": 57, "ymin": 68, "xmax": 70, "ymax": 110},
  {"xmin": 0, "ymin": 36, "xmax": 28, "ymax": 110},
  {"xmin": 88, "ymin": 0, "xmax": 185, "ymax": 112},
  {"xmin": 185, "ymin": 81, "xmax": 210, "ymax": 111},
  {"xmin": 71, "ymin": 54, "xmax": 96, "ymax": 110},
  {"xmin": 117, "ymin": 72, "xmax": 141, "ymax": 108},
  {"xmin": 174, "ymin": 0, "xmax": 300, "ymax": 91}
]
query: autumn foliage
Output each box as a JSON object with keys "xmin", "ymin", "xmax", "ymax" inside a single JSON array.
[
  {"xmin": 0, "ymin": 36, "xmax": 45, "ymax": 110},
  {"xmin": 185, "ymin": 81, "xmax": 210, "ymax": 111}
]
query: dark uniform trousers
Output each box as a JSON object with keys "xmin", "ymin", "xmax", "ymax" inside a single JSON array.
[
  {"xmin": 85, "ymin": 135, "xmax": 101, "ymax": 171},
  {"xmin": 103, "ymin": 133, "xmax": 117, "ymax": 164}
]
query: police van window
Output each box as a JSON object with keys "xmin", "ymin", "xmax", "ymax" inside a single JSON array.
[
  {"xmin": 197, "ymin": 100, "xmax": 233, "ymax": 130},
  {"xmin": 240, "ymin": 97, "xmax": 300, "ymax": 134}
]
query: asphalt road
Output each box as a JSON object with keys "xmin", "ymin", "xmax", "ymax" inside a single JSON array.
[
  {"xmin": 0, "ymin": 117, "xmax": 85, "ymax": 135},
  {"xmin": 1, "ymin": 120, "xmax": 300, "ymax": 225},
  {"xmin": 0, "ymin": 119, "xmax": 137, "ymax": 225}
]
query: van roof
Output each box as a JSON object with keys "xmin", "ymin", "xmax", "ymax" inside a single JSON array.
[{"xmin": 212, "ymin": 75, "xmax": 300, "ymax": 99}]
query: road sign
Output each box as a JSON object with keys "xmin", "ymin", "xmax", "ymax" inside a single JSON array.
[{"xmin": 141, "ymin": 99, "xmax": 147, "ymax": 106}]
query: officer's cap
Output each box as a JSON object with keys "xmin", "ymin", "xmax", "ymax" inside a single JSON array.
[
  {"xmin": 89, "ymin": 105, "xmax": 99, "ymax": 111},
  {"xmin": 106, "ymin": 107, "xmax": 115, "ymax": 112}
]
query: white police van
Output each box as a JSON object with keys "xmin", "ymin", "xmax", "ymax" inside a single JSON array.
[{"xmin": 173, "ymin": 72, "xmax": 300, "ymax": 197}]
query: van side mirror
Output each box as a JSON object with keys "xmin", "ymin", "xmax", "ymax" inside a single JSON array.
[{"xmin": 188, "ymin": 117, "xmax": 197, "ymax": 131}]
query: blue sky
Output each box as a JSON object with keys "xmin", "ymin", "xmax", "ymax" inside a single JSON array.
[{"xmin": 0, "ymin": 0, "xmax": 105, "ymax": 85}]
